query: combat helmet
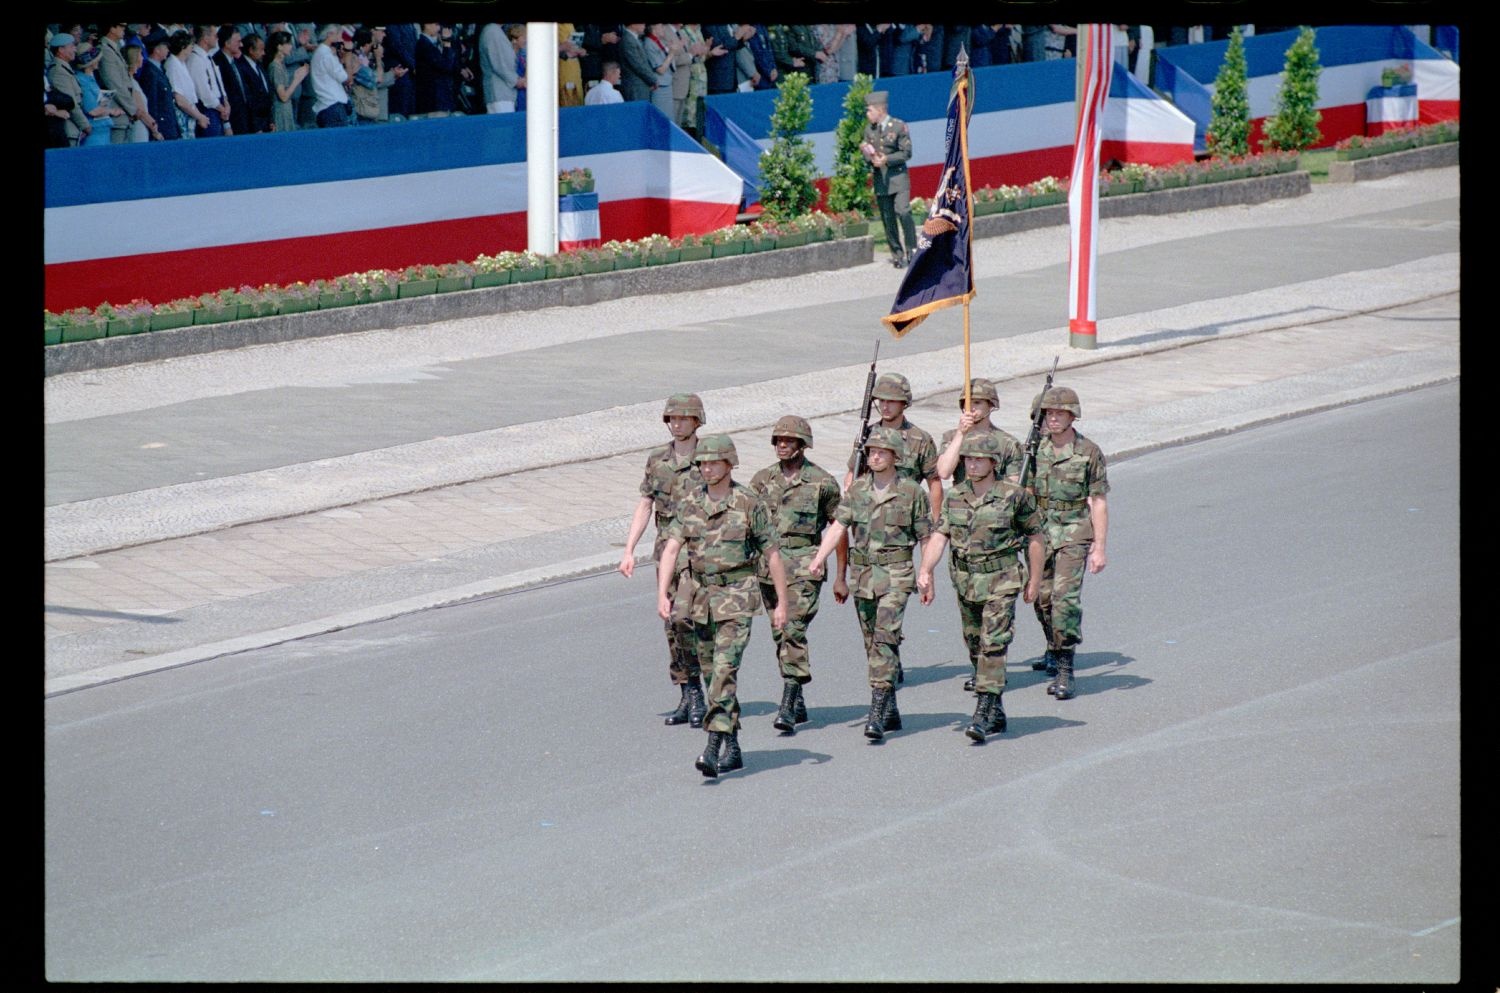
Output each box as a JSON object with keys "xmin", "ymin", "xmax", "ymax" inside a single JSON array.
[
  {"xmin": 662, "ymin": 392, "xmax": 706, "ymax": 424},
  {"xmin": 1038, "ymin": 386, "xmax": 1081, "ymax": 418},
  {"xmin": 865, "ymin": 425, "xmax": 905, "ymax": 458},
  {"xmin": 693, "ymin": 433, "xmax": 739, "ymax": 467},
  {"xmin": 959, "ymin": 377, "xmax": 999, "ymax": 408},
  {"xmin": 959, "ymin": 433, "xmax": 1009, "ymax": 469},
  {"xmin": 770, "ymin": 414, "xmax": 814, "ymax": 448},
  {"xmin": 872, "ymin": 373, "xmax": 912, "ymax": 403}
]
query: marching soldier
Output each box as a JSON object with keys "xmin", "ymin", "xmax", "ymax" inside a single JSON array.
[
  {"xmin": 810, "ymin": 427, "xmax": 933, "ymax": 741},
  {"xmin": 1029, "ymin": 386, "xmax": 1110, "ymax": 700},
  {"xmin": 936, "ymin": 377, "xmax": 1026, "ymax": 488},
  {"xmin": 917, "ymin": 433, "xmax": 1044, "ymax": 741},
  {"xmin": 620, "ymin": 393, "xmax": 708, "ymax": 727},
  {"xmin": 750, "ymin": 416, "xmax": 843, "ymax": 734},
  {"xmin": 657, "ymin": 435, "xmax": 789, "ymax": 778},
  {"xmin": 844, "ymin": 372, "xmax": 941, "ymax": 519},
  {"xmin": 859, "ymin": 90, "xmax": 917, "ymax": 268}
]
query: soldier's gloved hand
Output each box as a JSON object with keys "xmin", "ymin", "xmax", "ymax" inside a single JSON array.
[
  {"xmin": 832, "ymin": 577, "xmax": 849, "ymax": 604},
  {"xmin": 657, "ymin": 593, "xmax": 673, "ymax": 621}
]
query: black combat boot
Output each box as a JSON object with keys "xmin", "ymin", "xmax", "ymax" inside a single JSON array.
[
  {"xmin": 965, "ymin": 693, "xmax": 995, "ymax": 742},
  {"xmin": 963, "ymin": 664, "xmax": 976, "ymax": 692},
  {"xmin": 1053, "ymin": 649, "xmax": 1076, "ymax": 700},
  {"xmin": 864, "ymin": 688, "xmax": 890, "ymax": 740},
  {"xmin": 882, "ymin": 686, "xmax": 903, "ymax": 732},
  {"xmin": 1034, "ymin": 649, "xmax": 1058, "ymax": 674},
  {"xmin": 792, "ymin": 682, "xmax": 810, "ymax": 725},
  {"xmin": 687, "ymin": 677, "xmax": 707, "ymax": 728},
  {"xmin": 696, "ymin": 731, "xmax": 725, "ymax": 777},
  {"xmin": 773, "ymin": 679, "xmax": 799, "ymax": 733},
  {"xmin": 988, "ymin": 690, "xmax": 1008, "ymax": 733},
  {"xmin": 664, "ymin": 682, "xmax": 692, "ymax": 725},
  {"xmin": 719, "ymin": 730, "xmax": 743, "ymax": 773}
]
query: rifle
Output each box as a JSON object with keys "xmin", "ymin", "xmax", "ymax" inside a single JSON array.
[
  {"xmin": 850, "ymin": 340, "xmax": 881, "ymax": 477},
  {"xmin": 1018, "ymin": 355, "xmax": 1059, "ymax": 491}
]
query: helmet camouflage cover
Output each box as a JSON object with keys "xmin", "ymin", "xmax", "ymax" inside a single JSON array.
[
  {"xmin": 864, "ymin": 425, "xmax": 905, "ymax": 457},
  {"xmin": 960, "ymin": 377, "xmax": 999, "ymax": 407},
  {"xmin": 872, "ymin": 373, "xmax": 912, "ymax": 403},
  {"xmin": 771, "ymin": 414, "xmax": 814, "ymax": 447},
  {"xmin": 662, "ymin": 392, "xmax": 706, "ymax": 424},
  {"xmin": 693, "ymin": 433, "xmax": 739, "ymax": 467},
  {"xmin": 1038, "ymin": 386, "xmax": 1081, "ymax": 418}
]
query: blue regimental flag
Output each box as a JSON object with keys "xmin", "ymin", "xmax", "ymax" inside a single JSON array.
[{"xmin": 881, "ymin": 53, "xmax": 975, "ymax": 339}]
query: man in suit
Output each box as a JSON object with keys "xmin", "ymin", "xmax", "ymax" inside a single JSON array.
[
  {"xmin": 237, "ymin": 33, "xmax": 274, "ymax": 132},
  {"xmin": 139, "ymin": 29, "xmax": 181, "ymax": 139},
  {"xmin": 383, "ymin": 22, "xmax": 419, "ymax": 117},
  {"xmin": 617, "ymin": 23, "xmax": 657, "ymax": 103},
  {"xmin": 213, "ymin": 24, "xmax": 251, "ymax": 135}
]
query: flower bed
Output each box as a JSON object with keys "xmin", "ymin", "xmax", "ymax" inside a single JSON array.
[
  {"xmin": 41, "ymin": 144, "xmax": 1338, "ymax": 347},
  {"xmin": 1334, "ymin": 120, "xmax": 1458, "ymax": 160}
]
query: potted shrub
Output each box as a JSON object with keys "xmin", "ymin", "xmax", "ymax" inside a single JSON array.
[
  {"xmin": 280, "ymin": 281, "xmax": 320, "ymax": 313},
  {"xmin": 107, "ymin": 298, "xmax": 154, "ymax": 335},
  {"xmin": 1027, "ymin": 177, "xmax": 1065, "ymax": 206},
  {"xmin": 436, "ymin": 260, "xmax": 475, "ymax": 292},
  {"xmin": 193, "ymin": 289, "xmax": 239, "ymax": 325},
  {"xmin": 544, "ymin": 252, "xmax": 584, "ymax": 279},
  {"xmin": 58, "ymin": 305, "xmax": 106, "ymax": 342},
  {"xmin": 398, "ymin": 264, "xmax": 442, "ymax": 297},
  {"xmin": 509, "ymin": 251, "xmax": 547, "ymax": 283},
  {"xmin": 317, "ymin": 274, "xmax": 359, "ymax": 308},
  {"xmin": 44, "ymin": 310, "xmax": 65, "ymax": 346},
  {"xmin": 559, "ymin": 165, "xmax": 594, "ymax": 195},
  {"xmin": 351, "ymin": 269, "xmax": 400, "ymax": 301},
  {"xmin": 471, "ymin": 254, "xmax": 513, "ymax": 288},
  {"xmin": 149, "ymin": 297, "xmax": 195, "ymax": 331},
  {"xmin": 637, "ymin": 233, "xmax": 679, "ymax": 265}
]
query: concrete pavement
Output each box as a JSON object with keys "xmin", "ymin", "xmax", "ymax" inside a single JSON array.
[{"xmin": 43, "ymin": 168, "xmax": 1460, "ymax": 695}]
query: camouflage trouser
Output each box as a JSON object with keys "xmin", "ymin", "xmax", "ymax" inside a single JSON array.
[
  {"xmin": 759, "ymin": 579, "xmax": 823, "ymax": 683},
  {"xmin": 1034, "ymin": 542, "xmax": 1090, "ymax": 650},
  {"xmin": 695, "ymin": 614, "xmax": 753, "ymax": 733},
  {"xmin": 958, "ymin": 592, "xmax": 1019, "ymax": 694},
  {"xmin": 855, "ymin": 591, "xmax": 910, "ymax": 690},
  {"xmin": 659, "ymin": 559, "xmax": 699, "ymax": 686}
]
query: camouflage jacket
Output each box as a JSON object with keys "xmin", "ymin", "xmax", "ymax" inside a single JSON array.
[
  {"xmin": 861, "ymin": 113, "xmax": 912, "ymax": 196},
  {"xmin": 938, "ymin": 480, "xmax": 1042, "ymax": 600},
  {"xmin": 640, "ymin": 441, "xmax": 702, "ymax": 568},
  {"xmin": 940, "ymin": 424, "xmax": 1026, "ymax": 486},
  {"xmin": 749, "ymin": 458, "xmax": 842, "ymax": 583},
  {"xmin": 664, "ymin": 480, "xmax": 778, "ymax": 622},
  {"xmin": 835, "ymin": 475, "xmax": 933, "ymax": 598},
  {"xmin": 849, "ymin": 417, "xmax": 938, "ymax": 483},
  {"xmin": 1034, "ymin": 430, "xmax": 1110, "ymax": 548}
]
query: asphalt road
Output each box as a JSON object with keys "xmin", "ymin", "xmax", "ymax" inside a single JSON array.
[
  {"xmin": 43, "ymin": 382, "xmax": 1461, "ymax": 982},
  {"xmin": 43, "ymin": 192, "xmax": 1458, "ymax": 504}
]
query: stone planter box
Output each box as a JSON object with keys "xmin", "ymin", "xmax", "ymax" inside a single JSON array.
[
  {"xmin": 150, "ymin": 311, "xmax": 194, "ymax": 331},
  {"xmin": 1327, "ymin": 139, "xmax": 1457, "ymax": 183},
  {"xmin": 398, "ymin": 279, "xmax": 438, "ymax": 297}
]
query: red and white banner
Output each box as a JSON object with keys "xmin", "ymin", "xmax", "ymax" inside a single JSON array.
[{"xmin": 1067, "ymin": 25, "xmax": 1114, "ymax": 346}]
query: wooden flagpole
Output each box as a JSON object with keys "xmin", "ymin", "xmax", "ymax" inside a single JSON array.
[{"xmin": 959, "ymin": 50, "xmax": 973, "ymax": 413}]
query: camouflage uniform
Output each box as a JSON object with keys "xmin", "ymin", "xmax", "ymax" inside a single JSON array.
[
  {"xmin": 862, "ymin": 90, "xmax": 917, "ymax": 263},
  {"xmin": 941, "ymin": 424, "xmax": 1025, "ymax": 487},
  {"xmin": 837, "ymin": 439, "xmax": 933, "ymax": 692},
  {"xmin": 750, "ymin": 455, "xmax": 841, "ymax": 685},
  {"xmin": 848, "ymin": 376, "xmax": 938, "ymax": 485},
  {"xmin": 1032, "ymin": 406, "xmax": 1109, "ymax": 658},
  {"xmin": 938, "ymin": 467, "xmax": 1042, "ymax": 695},
  {"xmin": 665, "ymin": 477, "xmax": 778, "ymax": 737},
  {"xmin": 640, "ymin": 428, "xmax": 703, "ymax": 688}
]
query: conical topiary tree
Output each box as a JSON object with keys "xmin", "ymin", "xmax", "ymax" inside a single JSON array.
[
  {"xmin": 1263, "ymin": 26, "xmax": 1322, "ymax": 152},
  {"xmin": 1206, "ymin": 27, "xmax": 1250, "ymax": 158},
  {"xmin": 827, "ymin": 73, "xmax": 875, "ymax": 215},
  {"xmin": 758, "ymin": 71, "xmax": 819, "ymax": 221}
]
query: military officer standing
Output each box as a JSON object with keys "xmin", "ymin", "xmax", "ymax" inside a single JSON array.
[
  {"xmin": 918, "ymin": 433, "xmax": 1044, "ymax": 741},
  {"xmin": 620, "ymin": 393, "xmax": 708, "ymax": 727},
  {"xmin": 860, "ymin": 90, "xmax": 917, "ymax": 268},
  {"xmin": 749, "ymin": 415, "xmax": 843, "ymax": 734},
  {"xmin": 811, "ymin": 427, "xmax": 933, "ymax": 741},
  {"xmin": 1028, "ymin": 386, "xmax": 1110, "ymax": 700},
  {"xmin": 936, "ymin": 377, "xmax": 1026, "ymax": 488},
  {"xmin": 658, "ymin": 435, "xmax": 789, "ymax": 778}
]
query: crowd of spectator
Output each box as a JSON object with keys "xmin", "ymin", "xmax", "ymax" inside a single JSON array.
[{"xmin": 46, "ymin": 22, "xmax": 1265, "ymax": 149}]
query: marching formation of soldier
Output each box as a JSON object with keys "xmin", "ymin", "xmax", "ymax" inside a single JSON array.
[{"xmin": 620, "ymin": 374, "xmax": 1109, "ymax": 778}]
